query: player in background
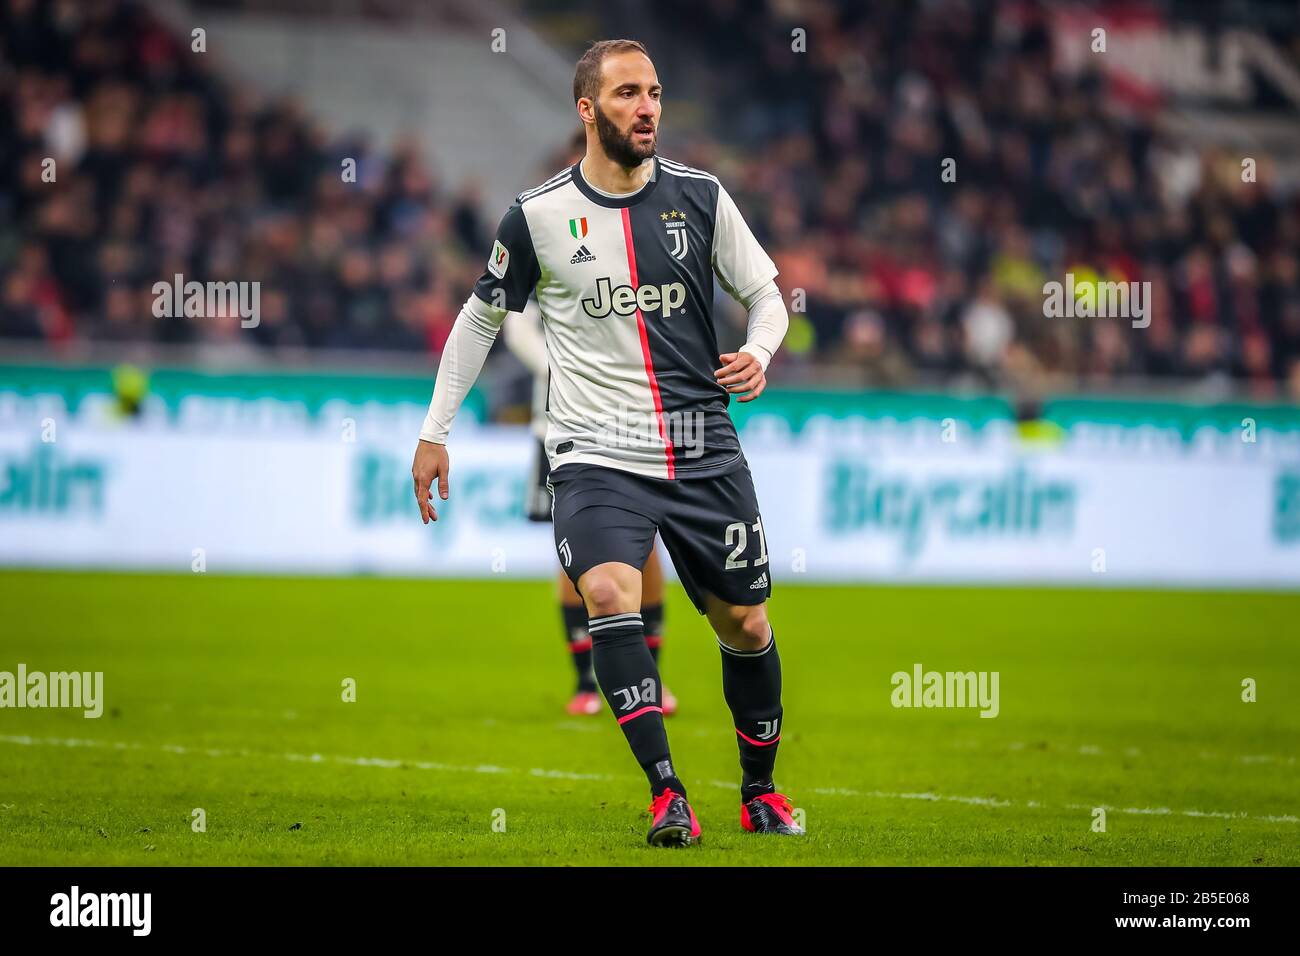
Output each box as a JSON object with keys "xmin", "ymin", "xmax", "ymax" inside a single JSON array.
[
  {"xmin": 413, "ymin": 39, "xmax": 800, "ymax": 845},
  {"xmin": 508, "ymin": 297, "xmax": 677, "ymax": 717},
  {"xmin": 510, "ymin": 298, "xmax": 677, "ymax": 717}
]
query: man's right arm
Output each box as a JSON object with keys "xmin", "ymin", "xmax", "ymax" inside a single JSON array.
[
  {"xmin": 413, "ymin": 201, "xmax": 540, "ymax": 523},
  {"xmin": 418, "ymin": 293, "xmax": 510, "ymax": 446}
]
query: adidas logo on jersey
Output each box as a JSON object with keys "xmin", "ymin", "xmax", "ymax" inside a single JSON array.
[
  {"xmin": 570, "ymin": 245, "xmax": 596, "ymax": 264},
  {"xmin": 749, "ymin": 571, "xmax": 769, "ymax": 590}
]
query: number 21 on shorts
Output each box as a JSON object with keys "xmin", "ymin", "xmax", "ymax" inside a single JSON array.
[{"xmin": 724, "ymin": 516, "xmax": 769, "ymax": 569}]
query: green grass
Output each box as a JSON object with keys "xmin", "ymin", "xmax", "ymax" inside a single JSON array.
[{"xmin": 0, "ymin": 571, "xmax": 1296, "ymax": 866}]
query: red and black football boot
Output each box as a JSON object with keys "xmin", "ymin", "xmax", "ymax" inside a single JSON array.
[
  {"xmin": 740, "ymin": 792, "xmax": 804, "ymax": 835},
  {"xmin": 565, "ymin": 690, "xmax": 602, "ymax": 716},
  {"xmin": 646, "ymin": 789, "xmax": 701, "ymax": 846},
  {"xmin": 661, "ymin": 684, "xmax": 678, "ymax": 717}
]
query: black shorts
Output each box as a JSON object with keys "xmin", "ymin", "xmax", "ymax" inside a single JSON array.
[
  {"xmin": 525, "ymin": 438, "xmax": 552, "ymax": 523},
  {"xmin": 548, "ymin": 462, "xmax": 773, "ymax": 614}
]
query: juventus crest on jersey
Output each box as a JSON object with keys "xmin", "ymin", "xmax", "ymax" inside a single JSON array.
[{"xmin": 473, "ymin": 156, "xmax": 778, "ymax": 480}]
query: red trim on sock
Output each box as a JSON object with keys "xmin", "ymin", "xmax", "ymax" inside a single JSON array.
[{"xmin": 617, "ymin": 704, "xmax": 665, "ymax": 725}]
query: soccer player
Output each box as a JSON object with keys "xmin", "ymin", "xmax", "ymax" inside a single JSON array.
[
  {"xmin": 511, "ymin": 292, "xmax": 678, "ymax": 718},
  {"xmin": 507, "ymin": 127, "xmax": 678, "ymax": 717},
  {"xmin": 412, "ymin": 39, "xmax": 800, "ymax": 845}
]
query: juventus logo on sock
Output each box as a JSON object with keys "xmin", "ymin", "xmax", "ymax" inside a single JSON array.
[{"xmin": 613, "ymin": 677, "xmax": 657, "ymax": 711}]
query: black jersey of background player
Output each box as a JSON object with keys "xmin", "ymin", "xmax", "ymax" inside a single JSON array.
[{"xmin": 472, "ymin": 155, "xmax": 778, "ymax": 480}]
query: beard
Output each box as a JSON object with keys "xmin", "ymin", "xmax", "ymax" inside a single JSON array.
[{"xmin": 594, "ymin": 101, "xmax": 656, "ymax": 168}]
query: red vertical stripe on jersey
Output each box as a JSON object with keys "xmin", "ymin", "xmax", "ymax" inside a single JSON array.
[{"xmin": 620, "ymin": 206, "xmax": 675, "ymax": 478}]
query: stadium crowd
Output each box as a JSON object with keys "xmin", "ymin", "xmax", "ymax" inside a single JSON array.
[
  {"xmin": 1, "ymin": 0, "xmax": 489, "ymax": 356},
  {"xmin": 652, "ymin": 0, "xmax": 1300, "ymax": 399},
  {"xmin": 2, "ymin": 0, "xmax": 1300, "ymax": 399}
]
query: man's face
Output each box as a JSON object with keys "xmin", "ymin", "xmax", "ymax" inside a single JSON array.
[{"xmin": 590, "ymin": 51, "xmax": 661, "ymax": 168}]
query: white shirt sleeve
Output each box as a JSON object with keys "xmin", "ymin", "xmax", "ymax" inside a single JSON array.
[
  {"xmin": 712, "ymin": 183, "xmax": 779, "ymax": 306},
  {"xmin": 418, "ymin": 293, "xmax": 507, "ymax": 444},
  {"xmin": 502, "ymin": 297, "xmax": 547, "ymax": 378},
  {"xmin": 736, "ymin": 280, "xmax": 789, "ymax": 372}
]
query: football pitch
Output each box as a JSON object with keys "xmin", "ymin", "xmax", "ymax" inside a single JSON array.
[{"xmin": 0, "ymin": 570, "xmax": 1296, "ymax": 866}]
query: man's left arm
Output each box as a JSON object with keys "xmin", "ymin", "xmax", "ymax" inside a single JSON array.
[{"xmin": 712, "ymin": 184, "xmax": 789, "ymax": 401}]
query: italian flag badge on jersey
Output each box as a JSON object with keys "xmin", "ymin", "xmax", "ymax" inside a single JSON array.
[{"xmin": 569, "ymin": 217, "xmax": 588, "ymax": 239}]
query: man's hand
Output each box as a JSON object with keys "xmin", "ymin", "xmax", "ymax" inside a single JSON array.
[
  {"xmin": 411, "ymin": 439, "xmax": 450, "ymax": 523},
  {"xmin": 714, "ymin": 351, "xmax": 767, "ymax": 402}
]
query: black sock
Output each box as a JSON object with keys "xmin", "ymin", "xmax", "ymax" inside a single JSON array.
[
  {"xmin": 589, "ymin": 612, "xmax": 684, "ymax": 798},
  {"xmin": 561, "ymin": 604, "xmax": 597, "ymax": 692},
  {"xmin": 719, "ymin": 627, "xmax": 782, "ymax": 800},
  {"xmin": 641, "ymin": 602, "xmax": 664, "ymax": 665}
]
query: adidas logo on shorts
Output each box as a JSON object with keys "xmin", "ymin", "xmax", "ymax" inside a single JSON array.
[
  {"xmin": 749, "ymin": 571, "xmax": 769, "ymax": 590},
  {"xmin": 570, "ymin": 245, "xmax": 596, "ymax": 264}
]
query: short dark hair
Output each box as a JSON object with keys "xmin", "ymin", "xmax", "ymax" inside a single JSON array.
[{"xmin": 573, "ymin": 39, "xmax": 650, "ymax": 105}]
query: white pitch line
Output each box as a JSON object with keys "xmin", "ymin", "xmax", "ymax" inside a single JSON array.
[
  {"xmin": 996, "ymin": 740, "xmax": 1297, "ymax": 765},
  {"xmin": 1, "ymin": 734, "xmax": 1296, "ymax": 825}
]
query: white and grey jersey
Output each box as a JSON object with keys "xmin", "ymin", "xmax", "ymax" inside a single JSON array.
[
  {"xmin": 473, "ymin": 156, "xmax": 778, "ymax": 480},
  {"xmin": 503, "ymin": 297, "xmax": 550, "ymax": 439}
]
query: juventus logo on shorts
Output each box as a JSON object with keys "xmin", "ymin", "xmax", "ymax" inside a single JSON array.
[{"xmin": 557, "ymin": 537, "xmax": 572, "ymax": 568}]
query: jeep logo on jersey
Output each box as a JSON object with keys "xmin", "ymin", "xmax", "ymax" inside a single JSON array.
[{"xmin": 582, "ymin": 277, "xmax": 686, "ymax": 319}]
